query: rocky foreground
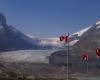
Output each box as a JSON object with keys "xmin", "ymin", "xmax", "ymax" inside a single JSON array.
[
  {"xmin": 0, "ymin": 69, "xmax": 79, "ymax": 80},
  {"xmin": 0, "ymin": 62, "xmax": 100, "ymax": 80}
]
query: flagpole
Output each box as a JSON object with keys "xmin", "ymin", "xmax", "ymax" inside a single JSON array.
[
  {"xmin": 67, "ymin": 33, "xmax": 69, "ymax": 80},
  {"xmin": 59, "ymin": 34, "xmax": 70, "ymax": 80},
  {"xmin": 86, "ymin": 58, "xmax": 88, "ymax": 76}
]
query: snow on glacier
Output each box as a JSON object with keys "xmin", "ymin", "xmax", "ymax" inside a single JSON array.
[{"xmin": 0, "ymin": 50, "xmax": 58, "ymax": 63}]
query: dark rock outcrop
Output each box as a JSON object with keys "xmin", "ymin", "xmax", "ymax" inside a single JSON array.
[{"xmin": 0, "ymin": 12, "xmax": 39, "ymax": 51}]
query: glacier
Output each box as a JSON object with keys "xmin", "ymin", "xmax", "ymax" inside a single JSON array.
[{"xmin": 0, "ymin": 50, "xmax": 58, "ymax": 63}]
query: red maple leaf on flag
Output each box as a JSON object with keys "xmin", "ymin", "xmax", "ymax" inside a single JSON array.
[
  {"xmin": 96, "ymin": 48, "xmax": 100, "ymax": 58},
  {"xmin": 82, "ymin": 52, "xmax": 88, "ymax": 61}
]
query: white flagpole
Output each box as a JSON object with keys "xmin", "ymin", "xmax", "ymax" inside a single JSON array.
[
  {"xmin": 67, "ymin": 33, "xmax": 69, "ymax": 80},
  {"xmin": 86, "ymin": 56, "xmax": 88, "ymax": 75}
]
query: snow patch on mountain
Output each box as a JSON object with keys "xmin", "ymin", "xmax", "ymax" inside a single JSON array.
[
  {"xmin": 69, "ymin": 39, "xmax": 79, "ymax": 46},
  {"xmin": 71, "ymin": 26, "xmax": 91, "ymax": 37},
  {"xmin": 27, "ymin": 34, "xmax": 37, "ymax": 39},
  {"xmin": 96, "ymin": 25, "xmax": 100, "ymax": 29},
  {"xmin": 96, "ymin": 20, "xmax": 100, "ymax": 29},
  {"xmin": 96, "ymin": 20, "xmax": 100, "ymax": 25}
]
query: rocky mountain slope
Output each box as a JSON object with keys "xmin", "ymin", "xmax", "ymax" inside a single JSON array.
[
  {"xmin": 50, "ymin": 21, "xmax": 100, "ymax": 70},
  {"xmin": 73, "ymin": 21, "xmax": 100, "ymax": 56}
]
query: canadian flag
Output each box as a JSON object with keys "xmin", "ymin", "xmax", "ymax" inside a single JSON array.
[
  {"xmin": 59, "ymin": 35, "xmax": 68, "ymax": 43},
  {"xmin": 96, "ymin": 48, "xmax": 100, "ymax": 58},
  {"xmin": 82, "ymin": 52, "xmax": 88, "ymax": 61}
]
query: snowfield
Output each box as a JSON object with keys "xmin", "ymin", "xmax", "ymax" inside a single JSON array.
[{"xmin": 0, "ymin": 50, "xmax": 58, "ymax": 63}]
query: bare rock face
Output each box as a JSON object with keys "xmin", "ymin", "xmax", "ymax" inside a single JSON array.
[{"xmin": 0, "ymin": 12, "xmax": 6, "ymax": 25}]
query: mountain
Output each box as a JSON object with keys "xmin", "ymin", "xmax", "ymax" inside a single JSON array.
[
  {"xmin": 73, "ymin": 20, "xmax": 100, "ymax": 56},
  {"xmin": 69, "ymin": 26, "xmax": 91, "ymax": 46},
  {"xmin": 0, "ymin": 12, "xmax": 43, "ymax": 51}
]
